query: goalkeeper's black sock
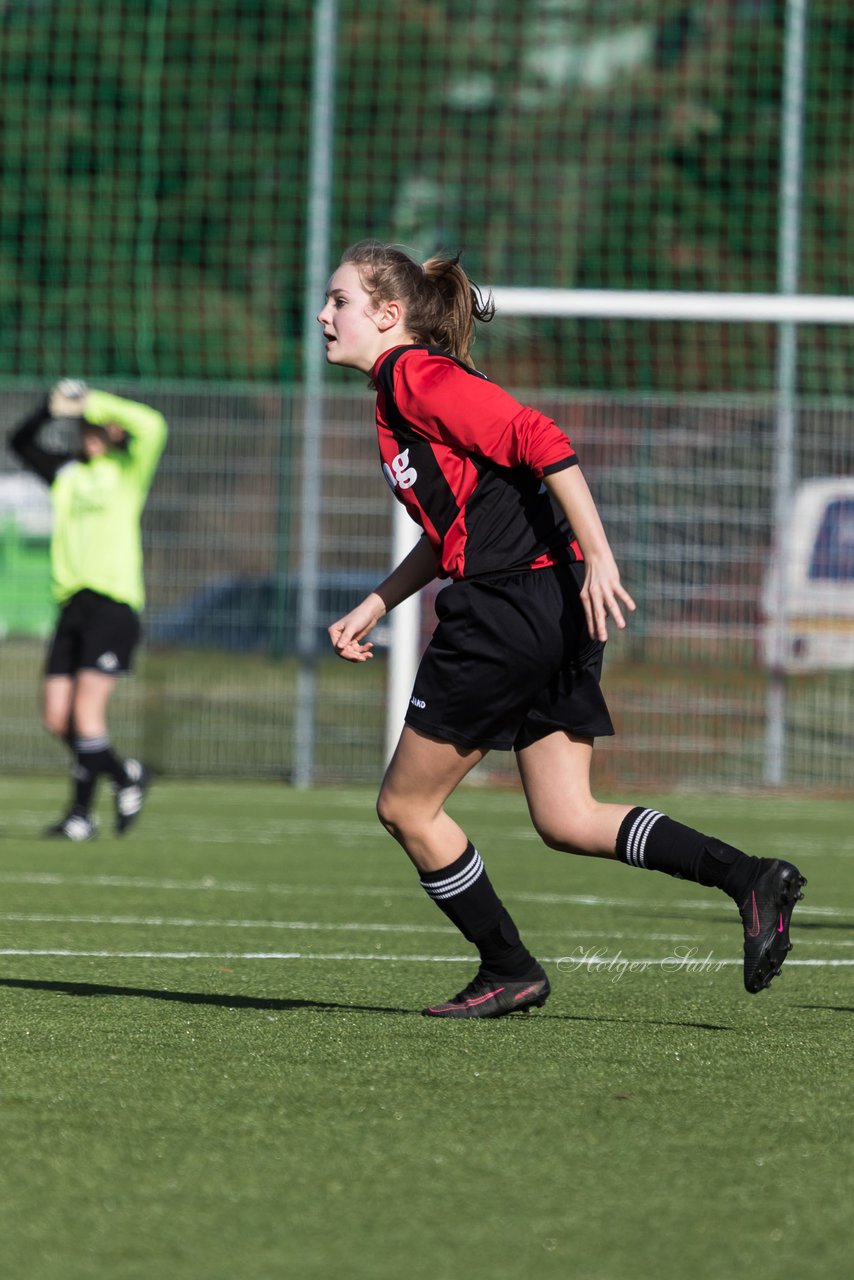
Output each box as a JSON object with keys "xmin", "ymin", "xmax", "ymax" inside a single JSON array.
[
  {"xmin": 71, "ymin": 751, "xmax": 96, "ymax": 816},
  {"xmin": 616, "ymin": 807, "xmax": 762, "ymax": 901},
  {"xmin": 74, "ymin": 736, "xmax": 130, "ymax": 811},
  {"xmin": 418, "ymin": 842, "xmax": 538, "ymax": 979}
]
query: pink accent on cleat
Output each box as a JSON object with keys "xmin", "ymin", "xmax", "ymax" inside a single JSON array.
[
  {"xmin": 745, "ymin": 892, "xmax": 761, "ymax": 939},
  {"xmin": 422, "ymin": 969, "xmax": 551, "ymax": 1018}
]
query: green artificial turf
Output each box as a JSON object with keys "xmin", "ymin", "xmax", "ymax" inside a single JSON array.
[{"xmin": 0, "ymin": 777, "xmax": 851, "ymax": 1280}]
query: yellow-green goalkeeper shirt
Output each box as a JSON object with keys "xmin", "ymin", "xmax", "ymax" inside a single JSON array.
[{"xmin": 48, "ymin": 392, "xmax": 168, "ymax": 611}]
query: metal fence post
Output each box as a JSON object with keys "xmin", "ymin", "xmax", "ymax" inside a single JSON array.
[
  {"xmin": 765, "ymin": 0, "xmax": 809, "ymax": 786},
  {"xmin": 294, "ymin": 0, "xmax": 338, "ymax": 787}
]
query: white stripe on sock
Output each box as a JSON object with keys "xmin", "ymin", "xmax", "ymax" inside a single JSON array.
[
  {"xmin": 420, "ymin": 850, "xmax": 484, "ymax": 900},
  {"xmin": 626, "ymin": 809, "xmax": 663, "ymax": 868}
]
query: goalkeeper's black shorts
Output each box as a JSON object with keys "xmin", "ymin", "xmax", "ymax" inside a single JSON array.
[{"xmin": 46, "ymin": 589, "xmax": 141, "ymax": 677}]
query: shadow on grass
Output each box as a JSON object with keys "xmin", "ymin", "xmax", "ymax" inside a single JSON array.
[
  {"xmin": 793, "ymin": 1003, "xmax": 854, "ymax": 1013},
  {"xmin": 0, "ymin": 976, "xmax": 412, "ymax": 1015},
  {"xmin": 0, "ymin": 976, "xmax": 733, "ymax": 1029}
]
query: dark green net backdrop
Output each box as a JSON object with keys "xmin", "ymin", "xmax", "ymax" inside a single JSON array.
[
  {"xmin": 1, "ymin": 1, "xmax": 853, "ymax": 787},
  {"xmin": 0, "ymin": 0, "xmax": 851, "ymax": 393}
]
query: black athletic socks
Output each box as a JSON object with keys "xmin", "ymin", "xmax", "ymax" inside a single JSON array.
[
  {"xmin": 616, "ymin": 806, "xmax": 762, "ymax": 901},
  {"xmin": 419, "ymin": 842, "xmax": 538, "ymax": 978},
  {"xmin": 71, "ymin": 751, "xmax": 97, "ymax": 814},
  {"xmin": 73, "ymin": 736, "xmax": 130, "ymax": 812}
]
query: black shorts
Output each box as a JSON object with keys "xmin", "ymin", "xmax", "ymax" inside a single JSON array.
[
  {"xmin": 405, "ymin": 563, "xmax": 614, "ymax": 752},
  {"xmin": 45, "ymin": 589, "xmax": 141, "ymax": 678}
]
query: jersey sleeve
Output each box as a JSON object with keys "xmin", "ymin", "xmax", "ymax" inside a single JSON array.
[
  {"xmin": 84, "ymin": 391, "xmax": 168, "ymax": 493},
  {"xmin": 393, "ymin": 351, "xmax": 577, "ymax": 477},
  {"xmin": 7, "ymin": 398, "xmax": 72, "ymax": 484}
]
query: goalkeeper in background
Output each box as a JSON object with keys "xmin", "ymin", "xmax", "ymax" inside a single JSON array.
[{"xmin": 7, "ymin": 381, "xmax": 168, "ymax": 841}]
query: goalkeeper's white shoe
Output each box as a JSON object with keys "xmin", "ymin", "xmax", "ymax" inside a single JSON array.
[
  {"xmin": 115, "ymin": 759, "xmax": 151, "ymax": 836},
  {"xmin": 44, "ymin": 811, "xmax": 98, "ymax": 842}
]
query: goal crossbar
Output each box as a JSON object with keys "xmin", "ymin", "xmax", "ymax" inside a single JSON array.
[{"xmin": 487, "ymin": 288, "xmax": 854, "ymax": 325}]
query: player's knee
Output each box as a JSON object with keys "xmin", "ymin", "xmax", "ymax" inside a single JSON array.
[
  {"xmin": 376, "ymin": 785, "xmax": 425, "ymax": 845},
  {"xmin": 42, "ymin": 709, "xmax": 70, "ymax": 739},
  {"xmin": 376, "ymin": 786, "xmax": 402, "ymax": 839},
  {"xmin": 532, "ymin": 819, "xmax": 578, "ymax": 854},
  {"xmin": 530, "ymin": 807, "xmax": 595, "ymax": 855}
]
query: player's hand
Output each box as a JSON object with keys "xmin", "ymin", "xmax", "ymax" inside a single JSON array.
[
  {"xmin": 328, "ymin": 593, "xmax": 386, "ymax": 662},
  {"xmin": 580, "ymin": 554, "xmax": 636, "ymax": 642},
  {"xmin": 49, "ymin": 379, "xmax": 89, "ymax": 418}
]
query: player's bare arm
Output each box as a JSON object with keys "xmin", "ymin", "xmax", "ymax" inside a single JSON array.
[
  {"xmin": 545, "ymin": 467, "xmax": 636, "ymax": 642},
  {"xmin": 329, "ymin": 534, "xmax": 436, "ymax": 662}
]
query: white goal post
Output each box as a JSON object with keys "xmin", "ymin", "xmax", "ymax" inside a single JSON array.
[
  {"xmin": 385, "ymin": 285, "xmax": 854, "ymax": 787},
  {"xmin": 487, "ymin": 289, "xmax": 854, "ymax": 325}
]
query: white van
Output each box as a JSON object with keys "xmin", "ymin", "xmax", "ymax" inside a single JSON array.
[{"xmin": 762, "ymin": 477, "xmax": 854, "ymax": 672}]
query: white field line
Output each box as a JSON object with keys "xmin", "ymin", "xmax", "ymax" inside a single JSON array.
[
  {"xmin": 0, "ymin": 912, "xmax": 459, "ymax": 934},
  {"xmin": 0, "ymin": 947, "xmax": 851, "ymax": 967},
  {"xmin": 0, "ymin": 871, "xmax": 844, "ymax": 919},
  {"xmin": 1, "ymin": 912, "xmax": 852, "ymax": 950},
  {"xmin": 0, "ymin": 911, "xmax": 693, "ymax": 944}
]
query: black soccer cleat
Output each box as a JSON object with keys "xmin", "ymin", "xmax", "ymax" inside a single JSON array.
[
  {"xmin": 43, "ymin": 811, "xmax": 98, "ymax": 842},
  {"xmin": 739, "ymin": 859, "xmax": 806, "ymax": 994},
  {"xmin": 422, "ymin": 965, "xmax": 551, "ymax": 1019},
  {"xmin": 115, "ymin": 759, "xmax": 150, "ymax": 835}
]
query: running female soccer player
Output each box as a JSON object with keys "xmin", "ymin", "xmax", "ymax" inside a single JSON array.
[
  {"xmin": 320, "ymin": 241, "xmax": 805, "ymax": 1018},
  {"xmin": 8, "ymin": 381, "xmax": 168, "ymax": 841}
]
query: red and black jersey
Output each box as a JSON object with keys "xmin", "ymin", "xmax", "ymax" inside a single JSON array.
[{"xmin": 372, "ymin": 344, "xmax": 582, "ymax": 580}]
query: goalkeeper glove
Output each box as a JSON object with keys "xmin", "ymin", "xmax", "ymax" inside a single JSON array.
[{"xmin": 49, "ymin": 379, "xmax": 89, "ymax": 418}]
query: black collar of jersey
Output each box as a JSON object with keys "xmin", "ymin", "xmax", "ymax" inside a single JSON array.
[{"xmin": 374, "ymin": 344, "xmax": 488, "ymax": 389}]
